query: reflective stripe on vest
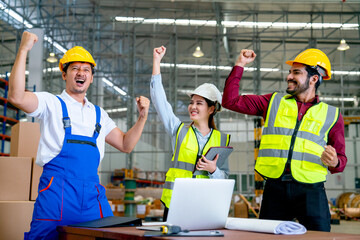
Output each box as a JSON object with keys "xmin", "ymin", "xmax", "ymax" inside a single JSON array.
[
  {"xmin": 255, "ymin": 92, "xmax": 339, "ymax": 183},
  {"xmin": 161, "ymin": 123, "xmax": 230, "ymax": 207}
]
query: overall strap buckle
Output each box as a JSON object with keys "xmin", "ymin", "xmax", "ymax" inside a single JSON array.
[
  {"xmin": 95, "ymin": 123, "xmax": 102, "ymax": 134},
  {"xmin": 63, "ymin": 117, "xmax": 71, "ymax": 129}
]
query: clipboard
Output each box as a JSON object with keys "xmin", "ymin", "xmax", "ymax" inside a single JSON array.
[
  {"xmin": 68, "ymin": 216, "xmax": 142, "ymax": 228},
  {"xmin": 193, "ymin": 146, "xmax": 233, "ymax": 176}
]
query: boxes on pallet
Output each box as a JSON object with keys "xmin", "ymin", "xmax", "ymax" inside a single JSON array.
[
  {"xmin": 106, "ymin": 188, "xmax": 125, "ymax": 200},
  {"xmin": 136, "ymin": 187, "xmax": 163, "ymax": 199},
  {"xmin": 136, "ymin": 204, "xmax": 151, "ymax": 219},
  {"xmin": 0, "ymin": 201, "xmax": 34, "ymax": 240},
  {"xmin": 109, "ymin": 199, "xmax": 125, "ymax": 217},
  {"xmin": 10, "ymin": 122, "xmax": 40, "ymax": 158},
  {"xmin": 106, "ymin": 188, "xmax": 163, "ymax": 202},
  {"xmin": 0, "ymin": 157, "xmax": 32, "ymax": 201}
]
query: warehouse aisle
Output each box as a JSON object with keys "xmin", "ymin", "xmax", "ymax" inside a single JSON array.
[{"xmin": 331, "ymin": 221, "xmax": 360, "ymax": 235}]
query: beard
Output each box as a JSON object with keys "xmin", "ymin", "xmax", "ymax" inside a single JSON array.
[
  {"xmin": 286, "ymin": 77, "xmax": 310, "ymax": 96},
  {"xmin": 72, "ymin": 88, "xmax": 86, "ymax": 94}
]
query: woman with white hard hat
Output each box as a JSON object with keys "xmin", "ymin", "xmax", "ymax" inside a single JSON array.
[{"xmin": 150, "ymin": 46, "xmax": 231, "ymax": 220}]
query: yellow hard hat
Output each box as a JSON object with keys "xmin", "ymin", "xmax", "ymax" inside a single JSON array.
[
  {"xmin": 285, "ymin": 48, "xmax": 331, "ymax": 80},
  {"xmin": 59, "ymin": 46, "xmax": 96, "ymax": 72}
]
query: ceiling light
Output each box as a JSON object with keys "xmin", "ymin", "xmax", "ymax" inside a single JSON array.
[
  {"xmin": 1, "ymin": 1, "xmax": 33, "ymax": 28},
  {"xmin": 337, "ymin": 39, "xmax": 350, "ymax": 51},
  {"xmin": 46, "ymin": 52, "xmax": 58, "ymax": 63},
  {"xmin": 193, "ymin": 46, "xmax": 204, "ymax": 58},
  {"xmin": 115, "ymin": 16, "xmax": 359, "ymax": 30},
  {"xmin": 114, "ymin": 86, "xmax": 127, "ymax": 96}
]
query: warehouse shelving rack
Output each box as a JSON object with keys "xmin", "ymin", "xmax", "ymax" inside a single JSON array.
[
  {"xmin": 111, "ymin": 169, "xmax": 165, "ymax": 188},
  {"xmin": 0, "ymin": 75, "xmax": 19, "ymax": 156}
]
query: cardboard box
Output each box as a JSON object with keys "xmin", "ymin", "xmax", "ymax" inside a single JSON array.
[
  {"xmin": 105, "ymin": 188, "xmax": 163, "ymax": 200},
  {"xmin": 30, "ymin": 159, "xmax": 43, "ymax": 201},
  {"xmin": 234, "ymin": 200, "xmax": 249, "ymax": 218},
  {"xmin": 0, "ymin": 157, "xmax": 32, "ymax": 201},
  {"xmin": 110, "ymin": 199, "xmax": 125, "ymax": 217},
  {"xmin": 106, "ymin": 188, "xmax": 125, "ymax": 200},
  {"xmin": 10, "ymin": 122, "xmax": 40, "ymax": 158},
  {"xmin": 136, "ymin": 187, "xmax": 163, "ymax": 199},
  {"xmin": 0, "ymin": 201, "xmax": 34, "ymax": 240}
]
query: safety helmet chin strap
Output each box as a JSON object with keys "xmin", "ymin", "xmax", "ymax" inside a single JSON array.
[
  {"xmin": 310, "ymin": 65, "xmax": 327, "ymax": 84},
  {"xmin": 318, "ymin": 75, "xmax": 323, "ymax": 84},
  {"xmin": 209, "ymin": 102, "xmax": 221, "ymax": 116}
]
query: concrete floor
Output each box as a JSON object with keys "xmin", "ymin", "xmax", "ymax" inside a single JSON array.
[{"xmin": 331, "ymin": 220, "xmax": 360, "ymax": 235}]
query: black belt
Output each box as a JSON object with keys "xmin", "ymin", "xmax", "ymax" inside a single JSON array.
[
  {"xmin": 281, "ymin": 173, "xmax": 294, "ymax": 181},
  {"xmin": 280, "ymin": 163, "xmax": 293, "ymax": 181}
]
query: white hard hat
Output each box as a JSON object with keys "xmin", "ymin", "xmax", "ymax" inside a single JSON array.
[{"xmin": 186, "ymin": 83, "xmax": 222, "ymax": 112}]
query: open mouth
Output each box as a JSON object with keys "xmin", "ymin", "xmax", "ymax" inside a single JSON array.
[
  {"xmin": 287, "ymin": 80, "xmax": 297, "ymax": 86},
  {"xmin": 75, "ymin": 79, "xmax": 85, "ymax": 85}
]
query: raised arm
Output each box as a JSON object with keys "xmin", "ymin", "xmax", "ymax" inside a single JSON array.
[
  {"xmin": 153, "ymin": 46, "xmax": 166, "ymax": 75},
  {"xmin": 234, "ymin": 49, "xmax": 256, "ymax": 67},
  {"xmin": 222, "ymin": 49, "xmax": 271, "ymax": 117},
  {"xmin": 8, "ymin": 31, "xmax": 39, "ymax": 113},
  {"xmin": 150, "ymin": 46, "xmax": 181, "ymax": 138},
  {"xmin": 105, "ymin": 96, "xmax": 150, "ymax": 153}
]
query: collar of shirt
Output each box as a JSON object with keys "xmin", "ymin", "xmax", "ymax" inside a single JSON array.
[
  {"xmin": 60, "ymin": 90, "xmax": 91, "ymax": 109},
  {"xmin": 285, "ymin": 94, "xmax": 321, "ymax": 120},
  {"xmin": 285, "ymin": 94, "xmax": 320, "ymax": 105},
  {"xmin": 193, "ymin": 126, "xmax": 212, "ymax": 138},
  {"xmin": 192, "ymin": 127, "xmax": 213, "ymax": 156}
]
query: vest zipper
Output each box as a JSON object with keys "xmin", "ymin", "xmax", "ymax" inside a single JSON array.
[
  {"xmin": 287, "ymin": 101, "xmax": 318, "ymax": 167},
  {"xmin": 285, "ymin": 119, "xmax": 302, "ymax": 174},
  {"xmin": 192, "ymin": 126, "xmax": 213, "ymax": 175},
  {"xmin": 67, "ymin": 139, "xmax": 96, "ymax": 147},
  {"xmin": 192, "ymin": 126, "xmax": 202, "ymax": 174}
]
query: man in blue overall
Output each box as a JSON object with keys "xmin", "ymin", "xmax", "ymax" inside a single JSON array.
[{"xmin": 8, "ymin": 31, "xmax": 150, "ymax": 239}]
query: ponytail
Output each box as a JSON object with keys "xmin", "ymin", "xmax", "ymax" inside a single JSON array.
[
  {"xmin": 208, "ymin": 114, "xmax": 217, "ymax": 130},
  {"xmin": 204, "ymin": 98, "xmax": 220, "ymax": 130}
]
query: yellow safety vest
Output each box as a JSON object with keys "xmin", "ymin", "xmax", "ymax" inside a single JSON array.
[
  {"xmin": 255, "ymin": 92, "xmax": 339, "ymax": 184},
  {"xmin": 161, "ymin": 123, "xmax": 230, "ymax": 208}
]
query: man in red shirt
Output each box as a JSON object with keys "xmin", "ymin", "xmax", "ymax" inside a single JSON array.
[{"xmin": 222, "ymin": 49, "xmax": 347, "ymax": 232}]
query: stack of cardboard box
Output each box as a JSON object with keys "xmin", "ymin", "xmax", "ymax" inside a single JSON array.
[{"xmin": 0, "ymin": 122, "xmax": 41, "ymax": 239}]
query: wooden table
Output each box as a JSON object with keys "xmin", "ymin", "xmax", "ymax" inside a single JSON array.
[{"xmin": 58, "ymin": 226, "xmax": 360, "ymax": 240}]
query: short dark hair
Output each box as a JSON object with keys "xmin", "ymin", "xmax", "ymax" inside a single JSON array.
[
  {"xmin": 62, "ymin": 62, "xmax": 95, "ymax": 75},
  {"xmin": 305, "ymin": 65, "xmax": 321, "ymax": 92}
]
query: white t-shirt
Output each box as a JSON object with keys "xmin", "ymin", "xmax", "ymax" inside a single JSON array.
[{"xmin": 27, "ymin": 90, "xmax": 117, "ymax": 166}]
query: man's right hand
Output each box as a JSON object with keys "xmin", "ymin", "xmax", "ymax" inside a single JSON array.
[
  {"xmin": 235, "ymin": 49, "xmax": 256, "ymax": 67},
  {"xmin": 8, "ymin": 31, "xmax": 39, "ymax": 114},
  {"xmin": 19, "ymin": 31, "xmax": 38, "ymax": 52}
]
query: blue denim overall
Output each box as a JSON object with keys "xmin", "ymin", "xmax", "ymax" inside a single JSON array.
[{"xmin": 25, "ymin": 97, "xmax": 113, "ymax": 240}]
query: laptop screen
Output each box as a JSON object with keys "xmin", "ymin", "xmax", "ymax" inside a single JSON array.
[{"xmin": 166, "ymin": 178, "xmax": 235, "ymax": 230}]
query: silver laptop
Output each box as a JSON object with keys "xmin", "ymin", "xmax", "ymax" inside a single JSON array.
[{"xmin": 166, "ymin": 178, "xmax": 235, "ymax": 231}]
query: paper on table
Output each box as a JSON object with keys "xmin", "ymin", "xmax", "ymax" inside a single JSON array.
[{"xmin": 225, "ymin": 217, "xmax": 307, "ymax": 235}]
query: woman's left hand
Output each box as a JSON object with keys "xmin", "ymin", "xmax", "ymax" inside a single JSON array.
[{"xmin": 196, "ymin": 154, "xmax": 218, "ymax": 174}]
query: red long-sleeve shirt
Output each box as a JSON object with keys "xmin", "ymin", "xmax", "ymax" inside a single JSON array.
[{"xmin": 222, "ymin": 66, "xmax": 347, "ymax": 173}]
